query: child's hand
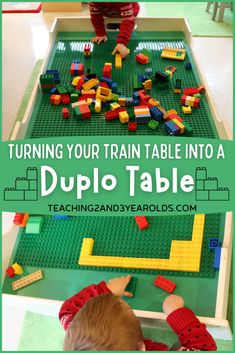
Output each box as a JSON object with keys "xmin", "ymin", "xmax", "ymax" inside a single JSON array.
[
  {"xmin": 112, "ymin": 43, "xmax": 128, "ymax": 58},
  {"xmin": 163, "ymin": 295, "xmax": 184, "ymax": 316},
  {"xmin": 107, "ymin": 275, "xmax": 133, "ymax": 297},
  {"xmin": 91, "ymin": 36, "xmax": 108, "ymax": 44}
]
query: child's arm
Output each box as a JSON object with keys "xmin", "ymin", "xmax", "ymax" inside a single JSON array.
[
  {"xmin": 59, "ymin": 281, "xmax": 111, "ymax": 330},
  {"xmin": 89, "ymin": 2, "xmax": 107, "ymax": 43},
  {"xmin": 164, "ymin": 295, "xmax": 217, "ymax": 351},
  {"xmin": 112, "ymin": 3, "xmax": 136, "ymax": 57},
  {"xmin": 59, "ymin": 276, "xmax": 132, "ymax": 330}
]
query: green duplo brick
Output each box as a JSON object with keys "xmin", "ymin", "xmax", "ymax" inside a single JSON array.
[
  {"xmin": 27, "ymin": 168, "xmax": 38, "ymax": 180},
  {"xmin": 112, "ymin": 94, "xmax": 119, "ymax": 102},
  {"xmin": 196, "ymin": 180, "xmax": 204, "ymax": 190},
  {"xmin": 71, "ymin": 93, "xmax": 78, "ymax": 103},
  {"xmin": 56, "ymin": 84, "xmax": 67, "ymax": 94},
  {"xmin": 204, "ymin": 178, "xmax": 218, "ymax": 190},
  {"xmin": 195, "ymin": 168, "xmax": 207, "ymax": 180},
  {"xmin": 29, "ymin": 180, "xmax": 38, "ymax": 190},
  {"xmin": 64, "ymin": 84, "xmax": 74, "ymax": 95},
  {"xmin": 126, "ymin": 277, "xmax": 138, "ymax": 297},
  {"xmin": 209, "ymin": 190, "xmax": 229, "ymax": 201},
  {"xmin": 196, "ymin": 190, "xmax": 209, "ymax": 201},
  {"xmin": 148, "ymin": 120, "xmax": 159, "ymax": 130},
  {"xmin": 26, "ymin": 217, "xmax": 44, "ymax": 234},
  {"xmin": 183, "ymin": 122, "xmax": 193, "ymax": 136},
  {"xmin": 4, "ymin": 189, "xmax": 24, "ymax": 201},
  {"xmin": 73, "ymin": 106, "xmax": 82, "ymax": 119},
  {"xmin": 25, "ymin": 190, "xmax": 38, "ymax": 201},
  {"xmin": 15, "ymin": 178, "xmax": 29, "ymax": 190}
]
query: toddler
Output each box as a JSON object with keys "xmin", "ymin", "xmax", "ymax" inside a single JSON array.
[
  {"xmin": 59, "ymin": 275, "xmax": 217, "ymax": 350},
  {"xmin": 89, "ymin": 2, "xmax": 140, "ymax": 58}
]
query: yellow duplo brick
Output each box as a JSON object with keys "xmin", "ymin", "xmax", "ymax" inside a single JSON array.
[
  {"xmin": 143, "ymin": 79, "xmax": 152, "ymax": 90},
  {"xmin": 115, "ymin": 53, "xmax": 122, "ymax": 69},
  {"xmin": 119, "ymin": 111, "xmax": 129, "ymax": 123},
  {"xmin": 110, "ymin": 102, "xmax": 120, "ymax": 110},
  {"xmin": 95, "ymin": 99, "xmax": 101, "ymax": 112},
  {"xmin": 118, "ymin": 97, "xmax": 126, "ymax": 106},
  {"xmin": 182, "ymin": 106, "xmax": 192, "ymax": 114},
  {"xmin": 12, "ymin": 263, "xmax": 23, "ymax": 275},
  {"xmin": 12, "ymin": 270, "xmax": 43, "ymax": 291},
  {"xmin": 72, "ymin": 76, "xmax": 81, "ymax": 86},
  {"xmin": 82, "ymin": 78, "xmax": 99, "ymax": 91},
  {"xmin": 87, "ymin": 98, "xmax": 93, "ymax": 106},
  {"xmin": 81, "ymin": 89, "xmax": 96, "ymax": 96},
  {"xmin": 161, "ymin": 47, "xmax": 186, "ymax": 61},
  {"xmin": 174, "ymin": 88, "xmax": 181, "ymax": 94},
  {"xmin": 149, "ymin": 98, "xmax": 160, "ymax": 106}
]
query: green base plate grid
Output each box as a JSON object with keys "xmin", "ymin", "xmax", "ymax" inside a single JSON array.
[
  {"xmin": 25, "ymin": 33, "xmax": 218, "ymax": 139},
  {"xmin": 10, "ymin": 214, "xmax": 224, "ymax": 279}
]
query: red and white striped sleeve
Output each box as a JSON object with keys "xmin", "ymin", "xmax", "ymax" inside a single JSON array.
[
  {"xmin": 89, "ymin": 2, "xmax": 106, "ymax": 37},
  {"xmin": 117, "ymin": 3, "xmax": 136, "ymax": 46}
]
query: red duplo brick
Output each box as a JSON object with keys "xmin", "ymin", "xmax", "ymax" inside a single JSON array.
[
  {"xmin": 183, "ymin": 88, "xmax": 199, "ymax": 96},
  {"xmin": 105, "ymin": 107, "xmax": 127, "ymax": 121},
  {"xmin": 103, "ymin": 65, "xmax": 112, "ymax": 79},
  {"xmin": 136, "ymin": 53, "xmax": 148, "ymax": 64},
  {"xmin": 135, "ymin": 216, "xmax": 149, "ymax": 230},
  {"xmin": 70, "ymin": 63, "xmax": 75, "ymax": 75},
  {"xmin": 154, "ymin": 275, "xmax": 176, "ymax": 293},
  {"xmin": 128, "ymin": 122, "xmax": 137, "ymax": 131},
  {"xmin": 50, "ymin": 95, "xmax": 56, "ymax": 104},
  {"xmin": 76, "ymin": 79, "xmax": 85, "ymax": 90},
  {"xmin": 13, "ymin": 213, "xmax": 25, "ymax": 226},
  {"xmin": 79, "ymin": 104, "xmax": 91, "ymax": 119},
  {"xmin": 6, "ymin": 266, "xmax": 16, "ymax": 278},
  {"xmin": 100, "ymin": 81, "xmax": 109, "ymax": 89},
  {"xmin": 62, "ymin": 108, "xmax": 69, "ymax": 119},
  {"xmin": 78, "ymin": 63, "xmax": 84, "ymax": 75},
  {"xmin": 61, "ymin": 94, "xmax": 70, "ymax": 105}
]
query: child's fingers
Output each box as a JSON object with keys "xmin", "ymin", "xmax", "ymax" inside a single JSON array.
[
  {"xmin": 123, "ymin": 291, "xmax": 133, "ymax": 297},
  {"xmin": 111, "ymin": 48, "xmax": 117, "ymax": 55},
  {"xmin": 125, "ymin": 275, "xmax": 132, "ymax": 283}
]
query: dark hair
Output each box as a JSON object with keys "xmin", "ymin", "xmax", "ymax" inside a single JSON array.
[{"xmin": 64, "ymin": 293, "xmax": 144, "ymax": 350}]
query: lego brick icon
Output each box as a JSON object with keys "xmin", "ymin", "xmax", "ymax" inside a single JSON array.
[
  {"xmin": 4, "ymin": 167, "xmax": 38, "ymax": 201},
  {"xmin": 209, "ymin": 188, "xmax": 229, "ymax": 201},
  {"xmin": 196, "ymin": 190, "xmax": 209, "ymax": 201},
  {"xmin": 195, "ymin": 167, "xmax": 207, "ymax": 180},
  {"xmin": 195, "ymin": 167, "xmax": 229, "ymax": 201}
]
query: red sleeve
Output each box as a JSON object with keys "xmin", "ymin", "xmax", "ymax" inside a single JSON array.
[
  {"xmin": 167, "ymin": 308, "xmax": 217, "ymax": 351},
  {"xmin": 59, "ymin": 281, "xmax": 111, "ymax": 330},
  {"xmin": 89, "ymin": 2, "xmax": 106, "ymax": 37},
  {"xmin": 144, "ymin": 338, "xmax": 168, "ymax": 351},
  {"xmin": 117, "ymin": 3, "xmax": 137, "ymax": 46}
]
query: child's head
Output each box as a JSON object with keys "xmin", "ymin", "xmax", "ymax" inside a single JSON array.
[{"xmin": 64, "ymin": 293, "xmax": 144, "ymax": 351}]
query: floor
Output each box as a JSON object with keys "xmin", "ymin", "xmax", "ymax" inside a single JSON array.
[
  {"xmin": 2, "ymin": 2, "xmax": 233, "ymax": 350},
  {"xmin": 2, "ymin": 3, "xmax": 233, "ymax": 141}
]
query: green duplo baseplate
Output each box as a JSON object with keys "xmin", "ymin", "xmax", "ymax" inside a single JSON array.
[
  {"xmin": 25, "ymin": 32, "xmax": 218, "ymax": 138},
  {"xmin": 12, "ymin": 214, "xmax": 224, "ymax": 278}
]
